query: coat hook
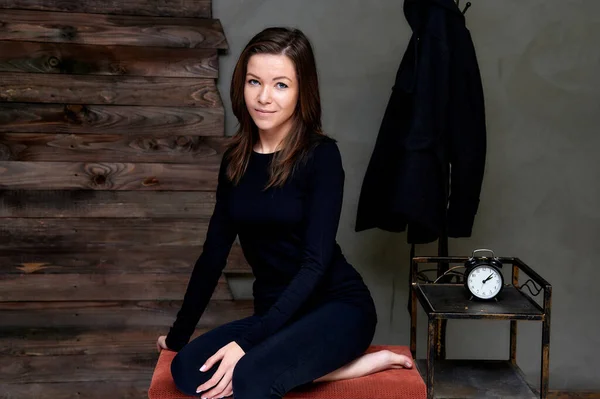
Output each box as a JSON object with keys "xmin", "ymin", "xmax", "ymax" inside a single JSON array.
[{"xmin": 462, "ymin": 1, "xmax": 472, "ymax": 15}]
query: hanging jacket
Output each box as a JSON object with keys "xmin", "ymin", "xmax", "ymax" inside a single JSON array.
[{"xmin": 355, "ymin": 0, "xmax": 486, "ymax": 244}]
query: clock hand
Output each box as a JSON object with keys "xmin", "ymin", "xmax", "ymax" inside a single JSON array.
[{"xmin": 483, "ymin": 274, "xmax": 493, "ymax": 283}]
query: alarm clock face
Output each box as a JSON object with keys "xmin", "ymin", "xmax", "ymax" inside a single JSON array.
[{"xmin": 467, "ymin": 265, "xmax": 503, "ymax": 299}]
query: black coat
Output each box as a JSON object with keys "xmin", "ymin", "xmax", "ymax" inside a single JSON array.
[{"xmin": 355, "ymin": 0, "xmax": 486, "ymax": 244}]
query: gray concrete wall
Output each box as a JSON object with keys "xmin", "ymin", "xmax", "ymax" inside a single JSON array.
[{"xmin": 214, "ymin": 0, "xmax": 600, "ymax": 391}]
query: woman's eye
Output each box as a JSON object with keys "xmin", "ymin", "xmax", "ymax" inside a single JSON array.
[
  {"xmin": 248, "ymin": 79, "xmax": 259, "ymax": 85},
  {"xmin": 276, "ymin": 82, "xmax": 288, "ymax": 89}
]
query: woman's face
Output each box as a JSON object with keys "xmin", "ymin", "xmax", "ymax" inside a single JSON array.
[{"xmin": 244, "ymin": 53, "xmax": 299, "ymax": 136}]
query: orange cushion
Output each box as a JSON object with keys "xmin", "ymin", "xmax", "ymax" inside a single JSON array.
[{"xmin": 148, "ymin": 345, "xmax": 426, "ymax": 399}]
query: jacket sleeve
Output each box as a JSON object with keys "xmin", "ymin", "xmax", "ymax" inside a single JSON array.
[
  {"xmin": 447, "ymin": 30, "xmax": 487, "ymax": 238},
  {"xmin": 234, "ymin": 142, "xmax": 344, "ymax": 352},
  {"xmin": 165, "ymin": 154, "xmax": 237, "ymax": 351}
]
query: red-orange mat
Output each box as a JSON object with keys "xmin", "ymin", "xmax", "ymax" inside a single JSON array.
[{"xmin": 148, "ymin": 345, "xmax": 426, "ymax": 399}]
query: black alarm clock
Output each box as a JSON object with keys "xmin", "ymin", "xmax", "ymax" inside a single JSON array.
[{"xmin": 464, "ymin": 249, "xmax": 504, "ymax": 300}]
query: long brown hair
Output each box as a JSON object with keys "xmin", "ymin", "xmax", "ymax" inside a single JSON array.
[{"xmin": 226, "ymin": 27, "xmax": 325, "ymax": 188}]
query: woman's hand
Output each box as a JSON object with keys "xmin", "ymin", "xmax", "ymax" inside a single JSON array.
[
  {"xmin": 196, "ymin": 341, "xmax": 245, "ymax": 398},
  {"xmin": 156, "ymin": 335, "xmax": 169, "ymax": 352}
]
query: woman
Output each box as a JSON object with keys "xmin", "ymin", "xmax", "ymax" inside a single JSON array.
[{"xmin": 156, "ymin": 27, "xmax": 412, "ymax": 399}]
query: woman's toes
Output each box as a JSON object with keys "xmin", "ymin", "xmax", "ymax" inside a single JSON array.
[
  {"xmin": 388, "ymin": 352, "xmax": 413, "ymax": 368},
  {"xmin": 369, "ymin": 350, "xmax": 413, "ymax": 370},
  {"xmin": 400, "ymin": 355, "xmax": 413, "ymax": 368}
]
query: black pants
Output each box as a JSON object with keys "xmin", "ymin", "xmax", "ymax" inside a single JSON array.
[{"xmin": 170, "ymin": 300, "xmax": 377, "ymax": 399}]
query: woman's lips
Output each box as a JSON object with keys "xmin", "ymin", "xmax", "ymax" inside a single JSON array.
[{"xmin": 255, "ymin": 109, "xmax": 276, "ymax": 115}]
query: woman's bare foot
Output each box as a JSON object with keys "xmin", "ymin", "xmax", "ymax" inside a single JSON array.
[{"xmin": 314, "ymin": 350, "xmax": 413, "ymax": 383}]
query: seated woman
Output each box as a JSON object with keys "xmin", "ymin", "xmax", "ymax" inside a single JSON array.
[{"xmin": 156, "ymin": 27, "xmax": 412, "ymax": 399}]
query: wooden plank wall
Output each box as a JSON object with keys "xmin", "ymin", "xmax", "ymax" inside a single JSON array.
[{"xmin": 0, "ymin": 2, "xmax": 253, "ymax": 398}]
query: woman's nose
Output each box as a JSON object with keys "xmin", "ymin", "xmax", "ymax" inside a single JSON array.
[{"xmin": 258, "ymin": 87, "xmax": 271, "ymax": 104}]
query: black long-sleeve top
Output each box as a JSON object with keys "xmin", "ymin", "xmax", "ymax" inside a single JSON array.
[{"xmin": 166, "ymin": 137, "xmax": 374, "ymax": 352}]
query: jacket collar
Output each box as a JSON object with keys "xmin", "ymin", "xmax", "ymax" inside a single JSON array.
[{"xmin": 403, "ymin": 0, "xmax": 464, "ymax": 32}]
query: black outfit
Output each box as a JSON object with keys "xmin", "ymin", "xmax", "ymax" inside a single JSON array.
[
  {"xmin": 355, "ymin": 0, "xmax": 487, "ymax": 244},
  {"xmin": 167, "ymin": 137, "xmax": 377, "ymax": 398}
]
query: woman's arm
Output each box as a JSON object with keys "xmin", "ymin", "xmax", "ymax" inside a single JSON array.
[
  {"xmin": 165, "ymin": 154, "xmax": 237, "ymax": 351},
  {"xmin": 234, "ymin": 140, "xmax": 344, "ymax": 352}
]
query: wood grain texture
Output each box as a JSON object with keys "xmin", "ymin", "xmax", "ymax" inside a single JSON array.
[
  {"xmin": 0, "ymin": 190, "xmax": 218, "ymax": 217},
  {"xmin": 0, "ymin": 161, "xmax": 218, "ymax": 190},
  {"xmin": 0, "ymin": 0, "xmax": 212, "ymax": 18},
  {"xmin": 0, "ymin": 274, "xmax": 232, "ymax": 301},
  {"xmin": 0, "ymin": 4, "xmax": 233, "ymax": 397},
  {"xmin": 0, "ymin": 327, "xmax": 209, "ymax": 398},
  {"xmin": 0, "ymin": 299, "xmax": 254, "ymax": 328},
  {"xmin": 0, "ymin": 381, "xmax": 149, "ymax": 399},
  {"xmin": 0, "ymin": 352, "xmax": 156, "ymax": 383},
  {"xmin": 0, "ymin": 41, "xmax": 218, "ymax": 78},
  {"xmin": 548, "ymin": 392, "xmax": 600, "ymax": 399},
  {"xmin": 0, "ymin": 326, "xmax": 209, "ymax": 356},
  {"xmin": 0, "ymin": 217, "xmax": 210, "ymax": 249},
  {"xmin": 0, "ymin": 72, "xmax": 222, "ymax": 107},
  {"xmin": 0, "ymin": 134, "xmax": 228, "ymax": 163},
  {"xmin": 0, "ymin": 9, "xmax": 228, "ymax": 49},
  {"xmin": 0, "ymin": 103, "xmax": 224, "ymax": 135},
  {"xmin": 0, "ymin": 246, "xmax": 251, "ymax": 275}
]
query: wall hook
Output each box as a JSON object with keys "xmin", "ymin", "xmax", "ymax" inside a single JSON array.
[{"xmin": 462, "ymin": 1, "xmax": 472, "ymax": 15}]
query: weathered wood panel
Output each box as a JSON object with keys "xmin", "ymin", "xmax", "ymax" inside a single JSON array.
[
  {"xmin": 0, "ymin": 274, "xmax": 232, "ymax": 301},
  {"xmin": 0, "ymin": 41, "xmax": 218, "ymax": 78},
  {"xmin": 0, "ymin": 246, "xmax": 251, "ymax": 275},
  {"xmin": 0, "ymin": 73, "xmax": 222, "ymax": 107},
  {"xmin": 0, "ymin": 9, "xmax": 228, "ymax": 49},
  {"xmin": 0, "ymin": 352, "xmax": 156, "ymax": 383},
  {"xmin": 0, "ymin": 326, "xmax": 208, "ymax": 356},
  {"xmin": 0, "ymin": 381, "xmax": 148, "ymax": 399},
  {"xmin": 0, "ymin": 161, "xmax": 219, "ymax": 190},
  {"xmin": 548, "ymin": 392, "xmax": 600, "ymax": 399},
  {"xmin": 0, "ymin": 0, "xmax": 212, "ymax": 18},
  {"xmin": 0, "ymin": 190, "xmax": 218, "ymax": 217},
  {"xmin": 0, "ymin": 300, "xmax": 254, "ymax": 328},
  {"xmin": 0, "ymin": 134, "xmax": 228, "ymax": 163},
  {"xmin": 0, "ymin": 218, "xmax": 210, "ymax": 249},
  {"xmin": 0, "ymin": 4, "xmax": 232, "ymax": 398},
  {"xmin": 0, "ymin": 327, "xmax": 213, "ymax": 398},
  {"xmin": 0, "ymin": 103, "xmax": 224, "ymax": 135}
]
